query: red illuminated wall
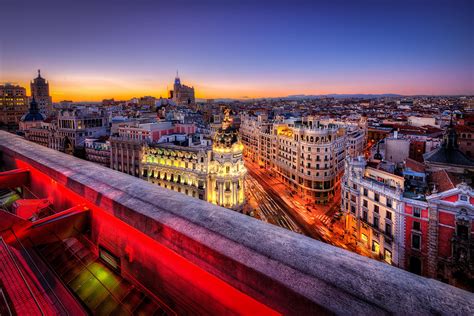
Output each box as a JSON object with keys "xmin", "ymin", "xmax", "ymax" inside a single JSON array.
[
  {"xmin": 8, "ymin": 158, "xmax": 281, "ymax": 315},
  {"xmin": 403, "ymin": 203, "xmax": 429, "ymax": 275},
  {"xmin": 443, "ymin": 195, "xmax": 458, "ymax": 203},
  {"xmin": 438, "ymin": 211, "xmax": 455, "ymax": 259}
]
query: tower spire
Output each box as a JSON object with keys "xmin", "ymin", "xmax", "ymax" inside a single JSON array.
[{"xmin": 37, "ymin": 69, "xmax": 41, "ymax": 78}]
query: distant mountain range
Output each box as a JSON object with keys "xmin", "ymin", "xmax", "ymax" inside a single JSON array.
[
  {"xmin": 196, "ymin": 93, "xmax": 403, "ymax": 102},
  {"xmin": 286, "ymin": 94, "xmax": 402, "ymax": 99}
]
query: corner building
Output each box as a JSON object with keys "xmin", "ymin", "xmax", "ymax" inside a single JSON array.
[
  {"xmin": 342, "ymin": 156, "xmax": 474, "ymax": 289},
  {"xmin": 241, "ymin": 115, "xmax": 366, "ymax": 204}
]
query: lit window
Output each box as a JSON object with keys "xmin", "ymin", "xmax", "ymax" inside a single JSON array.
[{"xmin": 384, "ymin": 249, "xmax": 392, "ymax": 264}]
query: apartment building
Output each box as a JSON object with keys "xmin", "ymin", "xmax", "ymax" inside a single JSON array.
[
  {"xmin": 241, "ymin": 114, "xmax": 366, "ymax": 204},
  {"xmin": 342, "ymin": 156, "xmax": 405, "ymax": 265},
  {"xmin": 0, "ymin": 83, "xmax": 28, "ymax": 128},
  {"xmin": 342, "ymin": 156, "xmax": 474, "ymax": 289}
]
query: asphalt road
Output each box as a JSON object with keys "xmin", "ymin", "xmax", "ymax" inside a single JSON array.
[{"xmin": 246, "ymin": 169, "xmax": 325, "ymax": 240}]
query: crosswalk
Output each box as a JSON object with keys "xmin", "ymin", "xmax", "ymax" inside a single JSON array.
[{"xmin": 315, "ymin": 214, "xmax": 331, "ymax": 226}]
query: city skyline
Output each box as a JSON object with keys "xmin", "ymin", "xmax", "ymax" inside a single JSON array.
[{"xmin": 1, "ymin": 0, "xmax": 473, "ymax": 101}]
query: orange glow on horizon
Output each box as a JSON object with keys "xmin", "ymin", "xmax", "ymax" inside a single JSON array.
[{"xmin": 3, "ymin": 68, "xmax": 471, "ymax": 102}]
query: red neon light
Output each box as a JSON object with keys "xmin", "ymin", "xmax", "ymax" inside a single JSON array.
[
  {"xmin": 11, "ymin": 159, "xmax": 280, "ymax": 315},
  {"xmin": 0, "ymin": 168, "xmax": 30, "ymax": 189}
]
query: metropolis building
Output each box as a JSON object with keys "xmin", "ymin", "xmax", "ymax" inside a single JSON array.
[{"xmin": 140, "ymin": 110, "xmax": 246, "ymax": 211}]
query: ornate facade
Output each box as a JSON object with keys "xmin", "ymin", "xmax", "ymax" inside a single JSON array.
[{"xmin": 140, "ymin": 111, "xmax": 246, "ymax": 211}]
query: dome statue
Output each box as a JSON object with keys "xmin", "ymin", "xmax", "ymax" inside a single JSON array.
[{"xmin": 213, "ymin": 108, "xmax": 240, "ymax": 149}]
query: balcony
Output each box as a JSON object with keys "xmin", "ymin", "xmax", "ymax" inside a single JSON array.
[{"xmin": 0, "ymin": 131, "xmax": 472, "ymax": 315}]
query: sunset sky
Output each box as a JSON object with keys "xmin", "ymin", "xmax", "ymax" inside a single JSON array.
[{"xmin": 1, "ymin": 0, "xmax": 473, "ymax": 101}]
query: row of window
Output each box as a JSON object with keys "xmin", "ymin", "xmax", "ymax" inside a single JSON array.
[{"xmin": 362, "ymin": 187, "xmax": 393, "ymax": 207}]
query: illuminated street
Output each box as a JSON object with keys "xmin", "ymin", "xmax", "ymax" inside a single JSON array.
[
  {"xmin": 245, "ymin": 175, "xmax": 304, "ymax": 234},
  {"xmin": 245, "ymin": 160, "xmax": 348, "ymax": 245}
]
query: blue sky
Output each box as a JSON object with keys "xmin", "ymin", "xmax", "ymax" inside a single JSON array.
[{"xmin": 1, "ymin": 0, "xmax": 472, "ymax": 100}]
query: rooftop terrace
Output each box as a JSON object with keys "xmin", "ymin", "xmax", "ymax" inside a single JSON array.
[{"xmin": 0, "ymin": 130, "xmax": 473, "ymax": 315}]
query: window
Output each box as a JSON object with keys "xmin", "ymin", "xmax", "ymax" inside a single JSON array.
[
  {"xmin": 413, "ymin": 221, "xmax": 421, "ymax": 231},
  {"xmin": 374, "ymin": 205, "xmax": 379, "ymax": 213},
  {"xmin": 362, "ymin": 211, "xmax": 368, "ymax": 222},
  {"xmin": 413, "ymin": 207, "xmax": 421, "ymax": 218},
  {"xmin": 386, "ymin": 211, "xmax": 392, "ymax": 221},
  {"xmin": 374, "ymin": 193, "xmax": 380, "ymax": 202},
  {"xmin": 373, "ymin": 216, "xmax": 379, "ymax": 229},
  {"xmin": 363, "ymin": 199, "xmax": 368, "ymax": 208},
  {"xmin": 363, "ymin": 188, "xmax": 368, "ymax": 196},
  {"xmin": 457, "ymin": 224, "xmax": 469, "ymax": 240},
  {"xmin": 384, "ymin": 249, "xmax": 392, "ymax": 264},
  {"xmin": 386, "ymin": 198, "xmax": 392, "ymax": 208},
  {"xmin": 385, "ymin": 223, "xmax": 392, "ymax": 237},
  {"xmin": 412, "ymin": 234, "xmax": 421, "ymax": 250},
  {"xmin": 372, "ymin": 241, "xmax": 380, "ymax": 253}
]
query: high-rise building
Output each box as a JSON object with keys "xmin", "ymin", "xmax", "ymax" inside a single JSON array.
[
  {"xmin": 170, "ymin": 73, "xmax": 195, "ymax": 105},
  {"xmin": 30, "ymin": 69, "xmax": 53, "ymax": 114},
  {"xmin": 0, "ymin": 83, "xmax": 29, "ymax": 128}
]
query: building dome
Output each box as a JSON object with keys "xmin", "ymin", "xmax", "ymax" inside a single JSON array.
[
  {"xmin": 21, "ymin": 97, "xmax": 45, "ymax": 122},
  {"xmin": 213, "ymin": 109, "xmax": 239, "ymax": 149}
]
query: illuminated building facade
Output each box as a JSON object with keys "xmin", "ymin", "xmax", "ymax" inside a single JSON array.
[
  {"xmin": 110, "ymin": 121, "xmax": 197, "ymax": 177},
  {"xmin": 140, "ymin": 111, "xmax": 246, "ymax": 211},
  {"xmin": 170, "ymin": 73, "xmax": 195, "ymax": 105},
  {"xmin": 241, "ymin": 114, "xmax": 366, "ymax": 204},
  {"xmin": 342, "ymin": 156, "xmax": 405, "ymax": 266},
  {"xmin": 342, "ymin": 156, "xmax": 474, "ymax": 289},
  {"xmin": 0, "ymin": 83, "xmax": 28, "ymax": 128},
  {"xmin": 30, "ymin": 69, "xmax": 53, "ymax": 114}
]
